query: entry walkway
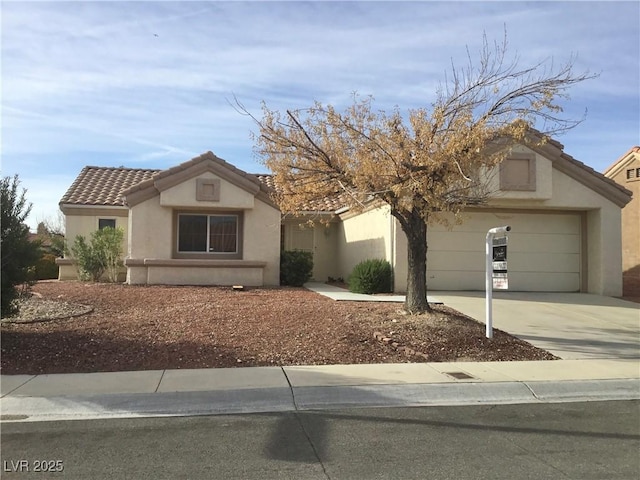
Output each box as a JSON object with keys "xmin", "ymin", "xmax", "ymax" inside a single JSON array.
[{"xmin": 305, "ymin": 282, "xmax": 441, "ymax": 303}]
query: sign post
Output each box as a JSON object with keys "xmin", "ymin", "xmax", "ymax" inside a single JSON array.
[{"xmin": 485, "ymin": 225, "xmax": 510, "ymax": 338}]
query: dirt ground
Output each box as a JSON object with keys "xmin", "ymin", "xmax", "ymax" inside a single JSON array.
[{"xmin": 0, "ymin": 281, "xmax": 556, "ymax": 375}]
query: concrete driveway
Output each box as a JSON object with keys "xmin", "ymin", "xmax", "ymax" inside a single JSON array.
[{"xmin": 434, "ymin": 292, "xmax": 640, "ymax": 360}]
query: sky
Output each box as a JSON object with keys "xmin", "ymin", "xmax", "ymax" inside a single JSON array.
[{"xmin": 2, "ymin": 1, "xmax": 639, "ymax": 231}]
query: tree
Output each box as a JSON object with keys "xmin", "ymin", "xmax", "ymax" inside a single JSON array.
[
  {"xmin": 1, "ymin": 175, "xmax": 41, "ymax": 317},
  {"xmin": 241, "ymin": 34, "xmax": 596, "ymax": 313},
  {"xmin": 36, "ymin": 211, "xmax": 66, "ymax": 258}
]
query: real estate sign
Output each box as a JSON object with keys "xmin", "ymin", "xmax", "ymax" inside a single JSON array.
[{"xmin": 492, "ymin": 236, "xmax": 508, "ymax": 290}]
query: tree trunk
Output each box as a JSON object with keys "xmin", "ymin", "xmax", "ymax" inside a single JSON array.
[{"xmin": 400, "ymin": 209, "xmax": 430, "ymax": 314}]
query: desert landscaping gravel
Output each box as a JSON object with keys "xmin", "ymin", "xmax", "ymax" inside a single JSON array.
[{"xmin": 0, "ymin": 281, "xmax": 556, "ymax": 375}]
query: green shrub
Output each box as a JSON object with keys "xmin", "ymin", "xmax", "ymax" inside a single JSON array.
[
  {"xmin": 71, "ymin": 226, "xmax": 124, "ymax": 282},
  {"xmin": 1, "ymin": 175, "xmax": 41, "ymax": 317},
  {"xmin": 280, "ymin": 250, "xmax": 314, "ymax": 287},
  {"xmin": 34, "ymin": 253, "xmax": 59, "ymax": 280},
  {"xmin": 349, "ymin": 259, "xmax": 392, "ymax": 294}
]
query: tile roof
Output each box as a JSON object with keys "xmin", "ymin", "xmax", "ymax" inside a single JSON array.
[
  {"xmin": 61, "ymin": 136, "xmax": 630, "ymax": 212},
  {"xmin": 60, "ymin": 160, "xmax": 345, "ymax": 212},
  {"xmin": 59, "ymin": 166, "xmax": 159, "ymax": 206},
  {"xmin": 255, "ymin": 174, "xmax": 346, "ymax": 212}
]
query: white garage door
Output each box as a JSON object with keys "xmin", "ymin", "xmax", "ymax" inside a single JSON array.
[{"xmin": 427, "ymin": 211, "xmax": 582, "ymax": 292}]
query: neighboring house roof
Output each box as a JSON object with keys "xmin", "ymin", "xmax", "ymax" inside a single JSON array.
[{"xmin": 603, "ymin": 146, "xmax": 640, "ymax": 178}]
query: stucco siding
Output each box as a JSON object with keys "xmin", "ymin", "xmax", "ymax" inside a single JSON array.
[
  {"xmin": 128, "ymin": 195, "xmax": 173, "ymax": 259},
  {"xmin": 553, "ymin": 169, "xmax": 623, "ymax": 297},
  {"xmin": 159, "ymin": 171, "xmax": 255, "ymax": 209},
  {"xmin": 621, "ymin": 177, "xmax": 640, "ymax": 273},
  {"xmin": 145, "ymin": 265, "xmax": 264, "ymax": 286},
  {"xmin": 65, "ymin": 210, "xmax": 129, "ymax": 254},
  {"xmin": 243, "ymin": 199, "xmax": 281, "ymax": 285},
  {"xmin": 337, "ymin": 205, "xmax": 392, "ymax": 281},
  {"xmin": 61, "ymin": 208, "xmax": 129, "ymax": 281},
  {"xmin": 485, "ymin": 145, "xmax": 553, "ymax": 200},
  {"xmin": 605, "ymin": 153, "xmax": 639, "ymax": 295}
]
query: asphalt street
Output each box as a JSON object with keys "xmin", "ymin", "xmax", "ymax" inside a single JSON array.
[{"xmin": 2, "ymin": 400, "xmax": 639, "ymax": 479}]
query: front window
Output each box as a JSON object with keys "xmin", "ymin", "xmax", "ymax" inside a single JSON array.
[{"xmin": 178, "ymin": 214, "xmax": 238, "ymax": 254}]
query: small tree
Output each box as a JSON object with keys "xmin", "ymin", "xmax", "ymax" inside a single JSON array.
[
  {"xmin": 1, "ymin": 175, "xmax": 41, "ymax": 317},
  {"xmin": 71, "ymin": 226, "xmax": 124, "ymax": 282},
  {"xmin": 242, "ymin": 33, "xmax": 596, "ymax": 313},
  {"xmin": 36, "ymin": 211, "xmax": 66, "ymax": 258}
]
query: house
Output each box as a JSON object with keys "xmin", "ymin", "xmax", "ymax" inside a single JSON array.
[
  {"xmin": 604, "ymin": 147, "xmax": 640, "ymax": 296},
  {"xmin": 58, "ymin": 139, "xmax": 632, "ymax": 297},
  {"xmin": 57, "ymin": 153, "xmax": 281, "ymax": 286}
]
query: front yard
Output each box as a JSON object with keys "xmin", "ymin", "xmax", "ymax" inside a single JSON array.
[{"xmin": 0, "ymin": 282, "xmax": 556, "ymax": 375}]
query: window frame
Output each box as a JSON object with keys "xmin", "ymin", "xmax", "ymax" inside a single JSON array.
[
  {"xmin": 173, "ymin": 210, "xmax": 243, "ymax": 260},
  {"xmin": 98, "ymin": 218, "xmax": 117, "ymax": 230}
]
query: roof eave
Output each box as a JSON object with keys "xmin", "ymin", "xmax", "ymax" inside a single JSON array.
[{"xmin": 524, "ymin": 134, "xmax": 633, "ymax": 208}]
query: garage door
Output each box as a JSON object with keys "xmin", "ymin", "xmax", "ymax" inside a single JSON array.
[{"xmin": 427, "ymin": 211, "xmax": 582, "ymax": 291}]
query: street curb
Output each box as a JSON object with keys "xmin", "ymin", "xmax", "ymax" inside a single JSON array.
[
  {"xmin": 1, "ymin": 379, "xmax": 638, "ymax": 422},
  {"xmin": 524, "ymin": 378, "xmax": 640, "ymax": 402}
]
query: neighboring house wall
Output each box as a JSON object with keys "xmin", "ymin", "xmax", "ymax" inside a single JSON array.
[
  {"xmin": 58, "ymin": 207, "xmax": 129, "ymax": 281},
  {"xmin": 604, "ymin": 149, "xmax": 639, "ymax": 296}
]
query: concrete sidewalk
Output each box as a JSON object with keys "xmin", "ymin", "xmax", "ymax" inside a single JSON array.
[{"xmin": 2, "ymin": 360, "xmax": 639, "ymax": 422}]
